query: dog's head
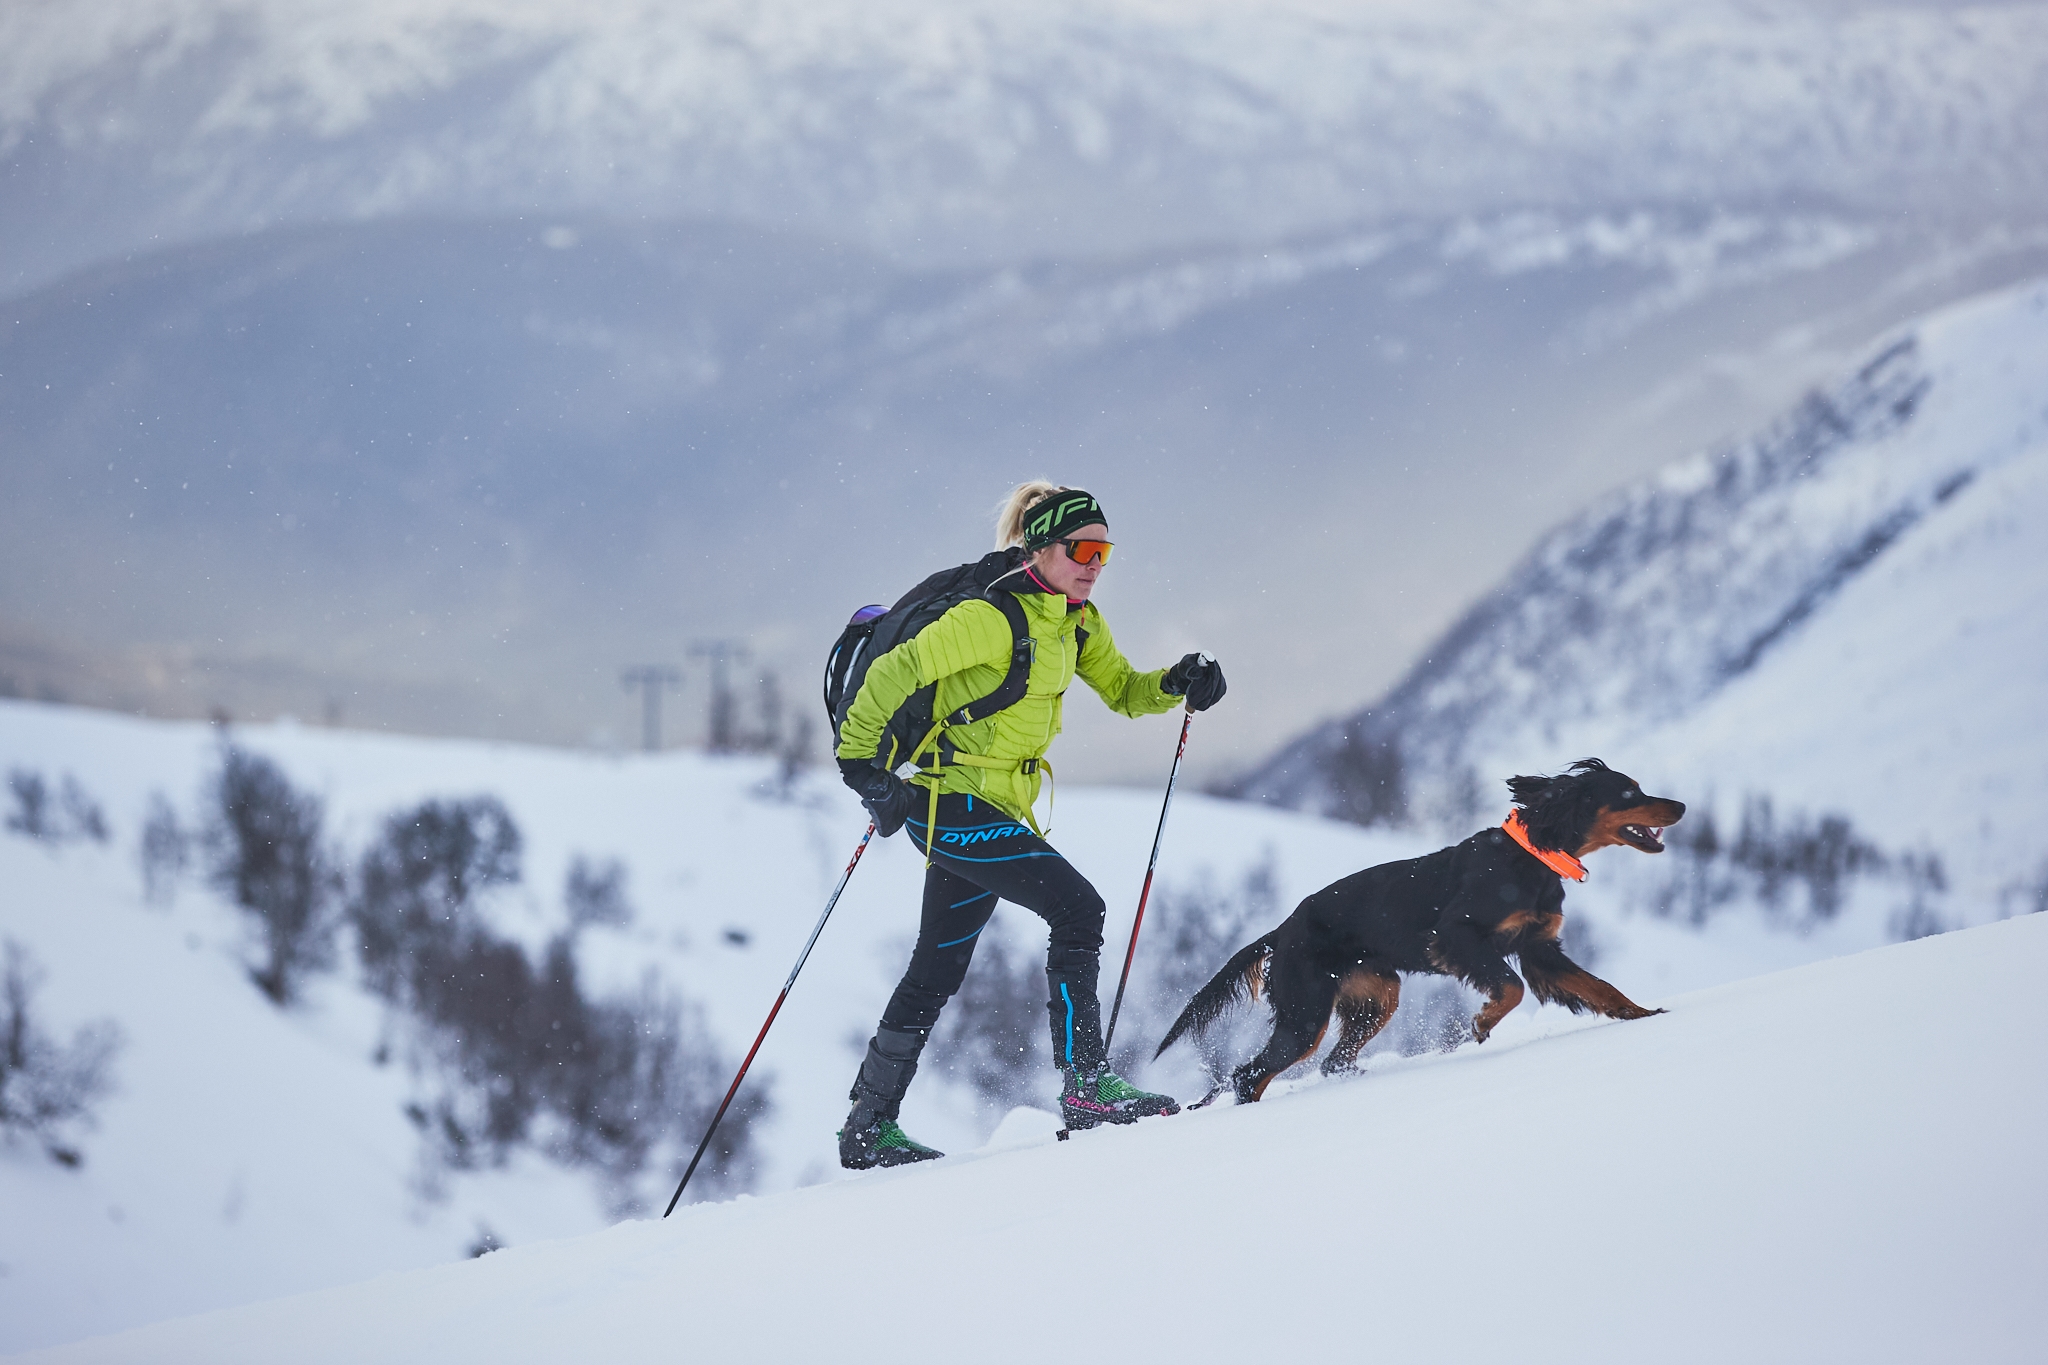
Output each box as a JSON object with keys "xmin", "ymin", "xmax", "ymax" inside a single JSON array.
[{"xmin": 1506, "ymin": 758, "xmax": 1685, "ymax": 858}]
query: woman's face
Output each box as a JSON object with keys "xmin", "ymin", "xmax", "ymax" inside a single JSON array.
[{"xmin": 1029, "ymin": 521, "xmax": 1110, "ymax": 601}]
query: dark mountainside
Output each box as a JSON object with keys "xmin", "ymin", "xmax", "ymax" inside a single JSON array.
[{"xmin": 6, "ymin": 210, "xmax": 2043, "ymax": 780}]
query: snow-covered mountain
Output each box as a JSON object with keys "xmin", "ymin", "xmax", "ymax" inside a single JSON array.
[
  {"xmin": 0, "ymin": 693, "xmax": 1966, "ymax": 1352},
  {"xmin": 5, "ymin": 0, "xmax": 2048, "ymax": 293},
  {"xmin": 9, "ymin": 1, "xmax": 2048, "ymax": 783},
  {"xmin": 9, "ymin": 205, "xmax": 2046, "ymax": 785},
  {"xmin": 1237, "ymin": 275, "xmax": 2048, "ymax": 924},
  {"xmin": 19, "ymin": 912, "xmax": 2048, "ymax": 1364}
]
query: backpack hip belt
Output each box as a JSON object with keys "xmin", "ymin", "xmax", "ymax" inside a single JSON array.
[{"xmin": 907, "ymin": 721, "xmax": 1054, "ymax": 858}]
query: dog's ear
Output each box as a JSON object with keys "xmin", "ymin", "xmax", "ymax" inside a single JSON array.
[
  {"xmin": 1518, "ymin": 762, "xmax": 1608, "ymax": 853},
  {"xmin": 1506, "ymin": 773, "xmax": 1554, "ymax": 809}
]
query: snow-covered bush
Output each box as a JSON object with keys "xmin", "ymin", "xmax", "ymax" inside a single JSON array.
[
  {"xmin": 0, "ymin": 940, "xmax": 122, "ymax": 1167},
  {"xmin": 204, "ymin": 746, "xmax": 342, "ymax": 1004}
]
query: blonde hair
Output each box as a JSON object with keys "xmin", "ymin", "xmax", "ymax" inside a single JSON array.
[{"xmin": 993, "ymin": 480, "xmax": 1072, "ymax": 549}]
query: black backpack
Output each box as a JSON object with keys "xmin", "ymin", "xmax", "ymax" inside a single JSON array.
[{"xmin": 822, "ymin": 549, "xmax": 1038, "ymax": 773}]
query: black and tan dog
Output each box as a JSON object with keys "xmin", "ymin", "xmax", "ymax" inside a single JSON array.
[{"xmin": 1158, "ymin": 758, "xmax": 1684, "ymax": 1104}]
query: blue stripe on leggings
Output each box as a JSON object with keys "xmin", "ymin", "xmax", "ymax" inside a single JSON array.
[
  {"xmin": 934, "ymin": 925, "xmax": 986, "ymax": 950},
  {"xmin": 1060, "ymin": 982, "xmax": 1075, "ymax": 1066},
  {"xmin": 949, "ymin": 890, "xmax": 995, "ymax": 910}
]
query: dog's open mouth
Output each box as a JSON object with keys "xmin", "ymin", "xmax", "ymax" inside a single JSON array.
[{"xmin": 1619, "ymin": 824, "xmax": 1666, "ymax": 853}]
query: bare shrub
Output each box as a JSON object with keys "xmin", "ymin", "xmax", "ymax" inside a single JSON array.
[
  {"xmin": 354, "ymin": 798, "xmax": 759, "ymax": 1209},
  {"xmin": 1323, "ymin": 731, "xmax": 1407, "ymax": 828},
  {"xmin": 2001, "ymin": 862, "xmax": 2048, "ymax": 920},
  {"xmin": 927, "ymin": 929, "xmax": 1049, "ymax": 1110},
  {"xmin": 1733, "ymin": 796, "xmax": 1884, "ymax": 920},
  {"xmin": 139, "ymin": 793, "xmax": 190, "ymax": 904},
  {"xmin": 1641, "ymin": 793, "xmax": 1942, "ymax": 941},
  {"xmin": 1889, "ymin": 852, "xmax": 1949, "ymax": 942},
  {"xmin": 205, "ymin": 746, "xmax": 342, "ymax": 1004},
  {"xmin": 0, "ymin": 940, "xmax": 123, "ymax": 1167},
  {"xmin": 61, "ymin": 777, "xmax": 108, "ymax": 843},
  {"xmin": 352, "ymin": 797, "xmax": 522, "ymax": 1002},
  {"xmin": 564, "ymin": 856, "xmax": 633, "ymax": 932},
  {"xmin": 5, "ymin": 769, "xmax": 53, "ymax": 840},
  {"xmin": 1106, "ymin": 852, "xmax": 1282, "ymax": 1084},
  {"xmin": 5, "ymin": 770, "xmax": 109, "ymax": 845}
]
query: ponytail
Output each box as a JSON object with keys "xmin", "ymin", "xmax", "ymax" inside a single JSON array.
[{"xmin": 993, "ymin": 480, "xmax": 1070, "ymax": 550}]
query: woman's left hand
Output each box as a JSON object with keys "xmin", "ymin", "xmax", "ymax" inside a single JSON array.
[{"xmin": 1163, "ymin": 652, "xmax": 1227, "ymax": 711}]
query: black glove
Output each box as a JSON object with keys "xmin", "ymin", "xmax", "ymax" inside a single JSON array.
[
  {"xmin": 1161, "ymin": 652, "xmax": 1227, "ymax": 712},
  {"xmin": 837, "ymin": 758, "xmax": 918, "ymax": 838}
]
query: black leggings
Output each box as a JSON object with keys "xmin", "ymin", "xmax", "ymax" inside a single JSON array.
[{"xmin": 878, "ymin": 792, "xmax": 1107, "ymax": 1070}]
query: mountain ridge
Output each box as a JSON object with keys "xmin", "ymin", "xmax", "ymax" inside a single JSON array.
[
  {"xmin": 6, "ymin": 0, "xmax": 2048, "ymax": 293},
  {"xmin": 1233, "ymin": 274, "xmax": 2048, "ymax": 904}
]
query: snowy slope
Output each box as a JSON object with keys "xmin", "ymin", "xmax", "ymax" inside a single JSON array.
[
  {"xmin": 19, "ymin": 912, "xmax": 2047, "ymax": 1365},
  {"xmin": 1240, "ymin": 275, "xmax": 2048, "ymax": 918},
  {"xmin": 4, "ymin": 0, "xmax": 2047, "ymax": 291},
  {"xmin": 0, "ymin": 700, "xmax": 1423, "ymax": 1351},
  {"xmin": 0, "ymin": 698, "xmax": 1969, "ymax": 1352}
]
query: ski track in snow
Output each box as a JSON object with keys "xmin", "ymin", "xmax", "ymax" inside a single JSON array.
[{"xmin": 15, "ymin": 913, "xmax": 2047, "ymax": 1364}]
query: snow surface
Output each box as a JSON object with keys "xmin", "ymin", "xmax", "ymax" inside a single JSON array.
[
  {"xmin": 17, "ymin": 912, "xmax": 2047, "ymax": 1364},
  {"xmin": 0, "ymin": 698, "xmax": 1960, "ymax": 1352},
  {"xmin": 0, "ymin": 701, "xmax": 1404, "ymax": 1350}
]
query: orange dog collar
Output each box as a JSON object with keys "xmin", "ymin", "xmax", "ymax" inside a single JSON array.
[{"xmin": 1503, "ymin": 810, "xmax": 1586, "ymax": 882}]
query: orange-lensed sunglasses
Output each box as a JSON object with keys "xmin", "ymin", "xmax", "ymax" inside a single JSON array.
[{"xmin": 1057, "ymin": 538, "xmax": 1114, "ymax": 566}]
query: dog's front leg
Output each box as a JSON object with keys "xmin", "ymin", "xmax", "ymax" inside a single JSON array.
[
  {"xmin": 1518, "ymin": 940, "xmax": 1665, "ymax": 1021},
  {"xmin": 1429, "ymin": 920, "xmax": 1524, "ymax": 1044}
]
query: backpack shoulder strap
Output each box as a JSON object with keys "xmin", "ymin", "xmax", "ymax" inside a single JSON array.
[{"xmin": 940, "ymin": 590, "xmax": 1033, "ymax": 727}]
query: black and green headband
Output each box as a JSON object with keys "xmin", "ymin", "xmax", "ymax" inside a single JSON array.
[{"xmin": 1020, "ymin": 489, "xmax": 1107, "ymax": 549}]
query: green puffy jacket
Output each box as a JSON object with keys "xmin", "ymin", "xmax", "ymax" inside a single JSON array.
[{"xmin": 835, "ymin": 582, "xmax": 1181, "ymax": 829}]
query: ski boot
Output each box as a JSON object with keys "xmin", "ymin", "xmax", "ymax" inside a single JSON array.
[
  {"xmin": 1058, "ymin": 1066, "xmax": 1180, "ymax": 1131},
  {"xmin": 838, "ymin": 1024, "xmax": 943, "ymax": 1170},
  {"xmin": 838, "ymin": 1116, "xmax": 944, "ymax": 1170}
]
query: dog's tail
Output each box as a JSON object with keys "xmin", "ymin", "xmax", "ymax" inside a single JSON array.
[{"xmin": 1154, "ymin": 931, "xmax": 1278, "ymax": 1060}]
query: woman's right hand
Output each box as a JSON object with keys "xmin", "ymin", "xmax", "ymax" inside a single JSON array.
[{"xmin": 837, "ymin": 758, "xmax": 918, "ymax": 837}]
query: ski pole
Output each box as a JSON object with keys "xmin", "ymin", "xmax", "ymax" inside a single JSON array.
[
  {"xmin": 1102, "ymin": 706, "xmax": 1193, "ymax": 1056},
  {"xmin": 664, "ymin": 820, "xmax": 877, "ymax": 1217}
]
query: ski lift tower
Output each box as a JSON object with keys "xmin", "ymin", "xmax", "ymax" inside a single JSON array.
[{"xmin": 620, "ymin": 665, "xmax": 682, "ymax": 753}]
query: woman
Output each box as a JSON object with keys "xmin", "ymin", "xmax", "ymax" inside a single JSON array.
[{"xmin": 834, "ymin": 482, "xmax": 1227, "ymax": 1168}]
